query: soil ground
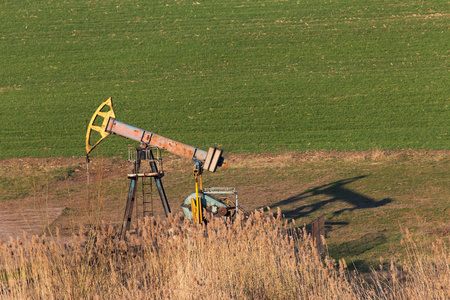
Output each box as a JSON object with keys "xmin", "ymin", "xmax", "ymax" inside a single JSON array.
[{"xmin": 1, "ymin": 150, "xmax": 448, "ymax": 269}]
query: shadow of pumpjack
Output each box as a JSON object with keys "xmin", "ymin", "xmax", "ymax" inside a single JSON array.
[{"xmin": 272, "ymin": 176, "xmax": 393, "ymax": 220}]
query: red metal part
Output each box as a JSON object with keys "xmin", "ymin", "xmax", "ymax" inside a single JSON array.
[{"xmin": 106, "ymin": 118, "xmax": 224, "ymax": 168}]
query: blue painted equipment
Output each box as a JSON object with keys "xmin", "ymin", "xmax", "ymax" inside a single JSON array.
[{"xmin": 182, "ymin": 187, "xmax": 247, "ymax": 221}]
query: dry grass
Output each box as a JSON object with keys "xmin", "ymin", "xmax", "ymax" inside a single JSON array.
[
  {"xmin": 0, "ymin": 209, "xmax": 448, "ymax": 299},
  {"xmin": 228, "ymin": 150, "xmax": 449, "ymax": 169}
]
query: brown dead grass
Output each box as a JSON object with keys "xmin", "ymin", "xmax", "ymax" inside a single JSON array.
[
  {"xmin": 0, "ymin": 211, "xmax": 448, "ymax": 299},
  {"xmin": 228, "ymin": 150, "xmax": 449, "ymax": 169},
  {"xmin": 0, "ymin": 150, "xmax": 448, "ymax": 277},
  {"xmin": 0, "ymin": 150, "xmax": 448, "ymax": 242}
]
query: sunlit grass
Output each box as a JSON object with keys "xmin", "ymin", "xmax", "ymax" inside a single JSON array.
[
  {"xmin": 1, "ymin": 0, "xmax": 448, "ymax": 158},
  {"xmin": 0, "ymin": 210, "xmax": 448, "ymax": 299}
]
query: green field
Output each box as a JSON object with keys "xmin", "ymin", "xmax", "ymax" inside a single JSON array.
[{"xmin": 1, "ymin": 0, "xmax": 448, "ymax": 159}]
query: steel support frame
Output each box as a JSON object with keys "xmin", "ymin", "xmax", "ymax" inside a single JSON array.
[{"xmin": 120, "ymin": 148, "xmax": 171, "ymax": 239}]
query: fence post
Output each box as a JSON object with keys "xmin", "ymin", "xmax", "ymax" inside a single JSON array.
[{"xmin": 311, "ymin": 214, "xmax": 325, "ymax": 254}]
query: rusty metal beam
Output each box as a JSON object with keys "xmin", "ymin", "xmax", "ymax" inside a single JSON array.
[{"xmin": 106, "ymin": 118, "xmax": 227, "ymax": 170}]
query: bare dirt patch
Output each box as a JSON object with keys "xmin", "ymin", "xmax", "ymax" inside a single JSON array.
[
  {"xmin": 0, "ymin": 150, "xmax": 448, "ymax": 268},
  {"xmin": 0, "ymin": 207, "xmax": 65, "ymax": 242}
]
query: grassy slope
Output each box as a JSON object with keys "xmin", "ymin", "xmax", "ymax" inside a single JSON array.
[
  {"xmin": 1, "ymin": 0, "xmax": 448, "ymax": 159},
  {"xmin": 1, "ymin": 151, "xmax": 448, "ymax": 270}
]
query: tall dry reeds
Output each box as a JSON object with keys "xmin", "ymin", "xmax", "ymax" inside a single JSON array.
[
  {"xmin": 352, "ymin": 228, "xmax": 449, "ymax": 300},
  {"xmin": 0, "ymin": 209, "xmax": 448, "ymax": 299}
]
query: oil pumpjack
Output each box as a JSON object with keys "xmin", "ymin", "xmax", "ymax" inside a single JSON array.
[{"xmin": 86, "ymin": 98, "xmax": 245, "ymax": 238}]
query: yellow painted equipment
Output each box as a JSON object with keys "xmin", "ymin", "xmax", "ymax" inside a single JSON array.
[{"xmin": 86, "ymin": 98, "xmax": 245, "ymax": 234}]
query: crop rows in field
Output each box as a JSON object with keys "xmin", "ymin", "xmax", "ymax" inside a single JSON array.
[{"xmin": 1, "ymin": 0, "xmax": 448, "ymax": 158}]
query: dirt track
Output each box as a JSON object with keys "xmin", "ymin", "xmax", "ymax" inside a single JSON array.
[
  {"xmin": 0, "ymin": 151, "xmax": 448, "ymax": 250},
  {"xmin": 0, "ymin": 207, "xmax": 65, "ymax": 242}
]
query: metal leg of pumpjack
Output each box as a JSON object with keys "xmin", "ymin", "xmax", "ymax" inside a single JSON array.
[
  {"xmin": 148, "ymin": 150, "xmax": 171, "ymax": 217},
  {"xmin": 121, "ymin": 148, "xmax": 171, "ymax": 239},
  {"xmin": 121, "ymin": 148, "xmax": 142, "ymax": 239},
  {"xmin": 121, "ymin": 177, "xmax": 137, "ymax": 239}
]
